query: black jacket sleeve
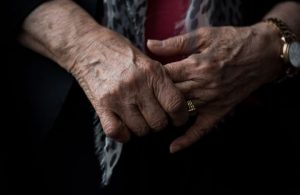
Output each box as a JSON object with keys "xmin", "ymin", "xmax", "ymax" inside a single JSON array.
[
  {"xmin": 4, "ymin": 0, "xmax": 48, "ymax": 38},
  {"xmin": 241, "ymin": 0, "xmax": 300, "ymax": 25},
  {"xmin": 3, "ymin": 0, "xmax": 98, "ymax": 144}
]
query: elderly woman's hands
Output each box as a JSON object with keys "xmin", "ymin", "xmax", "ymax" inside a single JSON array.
[
  {"xmin": 67, "ymin": 27, "xmax": 189, "ymax": 142},
  {"xmin": 66, "ymin": 28, "xmax": 188, "ymax": 141},
  {"xmin": 20, "ymin": 0, "xmax": 189, "ymax": 143},
  {"xmin": 148, "ymin": 22, "xmax": 283, "ymax": 153}
]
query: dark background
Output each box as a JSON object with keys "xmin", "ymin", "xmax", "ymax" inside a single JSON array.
[{"xmin": 2, "ymin": 0, "xmax": 300, "ymax": 194}]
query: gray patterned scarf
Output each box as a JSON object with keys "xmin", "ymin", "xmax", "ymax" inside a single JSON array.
[{"xmin": 94, "ymin": 0, "xmax": 242, "ymax": 187}]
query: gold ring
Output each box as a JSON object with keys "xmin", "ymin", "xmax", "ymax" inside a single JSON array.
[{"xmin": 186, "ymin": 100, "xmax": 196, "ymax": 112}]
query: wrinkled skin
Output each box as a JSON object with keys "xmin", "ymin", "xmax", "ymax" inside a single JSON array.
[
  {"xmin": 69, "ymin": 27, "xmax": 189, "ymax": 142},
  {"xmin": 148, "ymin": 22, "xmax": 283, "ymax": 153},
  {"xmin": 19, "ymin": 0, "xmax": 189, "ymax": 144}
]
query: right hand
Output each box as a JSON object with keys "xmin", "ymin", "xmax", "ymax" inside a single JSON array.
[
  {"xmin": 19, "ymin": 0, "xmax": 188, "ymax": 142},
  {"xmin": 64, "ymin": 27, "xmax": 189, "ymax": 142}
]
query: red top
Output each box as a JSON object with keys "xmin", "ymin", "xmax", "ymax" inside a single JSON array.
[{"xmin": 145, "ymin": 0, "xmax": 189, "ymax": 64}]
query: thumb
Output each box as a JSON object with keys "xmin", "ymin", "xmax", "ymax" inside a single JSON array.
[
  {"xmin": 147, "ymin": 33, "xmax": 197, "ymax": 57},
  {"xmin": 170, "ymin": 108, "xmax": 229, "ymax": 153},
  {"xmin": 169, "ymin": 113, "xmax": 214, "ymax": 153}
]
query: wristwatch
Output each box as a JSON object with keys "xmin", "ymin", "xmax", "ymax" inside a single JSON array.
[{"xmin": 266, "ymin": 18, "xmax": 300, "ymax": 80}]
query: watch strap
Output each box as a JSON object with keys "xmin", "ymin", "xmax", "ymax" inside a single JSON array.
[{"xmin": 265, "ymin": 17, "xmax": 299, "ymax": 82}]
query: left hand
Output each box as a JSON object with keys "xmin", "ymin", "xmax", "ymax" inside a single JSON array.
[{"xmin": 147, "ymin": 22, "xmax": 284, "ymax": 153}]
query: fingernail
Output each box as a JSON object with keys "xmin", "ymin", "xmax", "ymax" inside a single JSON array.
[
  {"xmin": 170, "ymin": 144, "xmax": 181, "ymax": 154},
  {"xmin": 147, "ymin": 39, "xmax": 163, "ymax": 47}
]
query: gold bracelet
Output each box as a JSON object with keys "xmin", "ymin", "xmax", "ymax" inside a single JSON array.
[{"xmin": 265, "ymin": 18, "xmax": 300, "ymax": 82}]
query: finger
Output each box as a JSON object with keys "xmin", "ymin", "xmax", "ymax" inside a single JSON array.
[
  {"xmin": 155, "ymin": 77, "xmax": 189, "ymax": 127},
  {"xmin": 185, "ymin": 99, "xmax": 207, "ymax": 112},
  {"xmin": 169, "ymin": 114, "xmax": 215, "ymax": 153},
  {"xmin": 164, "ymin": 53, "xmax": 210, "ymax": 82},
  {"xmin": 147, "ymin": 32, "xmax": 199, "ymax": 57},
  {"xmin": 137, "ymin": 91, "xmax": 168, "ymax": 132},
  {"xmin": 99, "ymin": 110, "xmax": 131, "ymax": 143},
  {"xmin": 176, "ymin": 82, "xmax": 215, "ymax": 110},
  {"xmin": 164, "ymin": 60, "xmax": 191, "ymax": 82},
  {"xmin": 119, "ymin": 105, "xmax": 150, "ymax": 137},
  {"xmin": 185, "ymin": 88, "xmax": 220, "ymax": 102},
  {"xmin": 169, "ymin": 109, "xmax": 227, "ymax": 153},
  {"xmin": 175, "ymin": 80, "xmax": 202, "ymax": 94}
]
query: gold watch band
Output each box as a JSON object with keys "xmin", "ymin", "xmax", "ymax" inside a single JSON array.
[{"xmin": 265, "ymin": 17, "xmax": 299, "ymax": 81}]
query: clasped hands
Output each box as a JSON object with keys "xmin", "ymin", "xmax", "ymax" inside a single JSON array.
[{"xmin": 69, "ymin": 23, "xmax": 282, "ymax": 153}]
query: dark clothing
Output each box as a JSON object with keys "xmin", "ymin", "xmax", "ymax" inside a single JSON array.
[{"xmin": 3, "ymin": 0, "xmax": 300, "ymax": 194}]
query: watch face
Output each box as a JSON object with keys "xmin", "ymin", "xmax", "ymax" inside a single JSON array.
[{"xmin": 289, "ymin": 42, "xmax": 300, "ymax": 68}]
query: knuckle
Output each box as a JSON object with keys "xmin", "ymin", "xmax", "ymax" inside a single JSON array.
[
  {"xmin": 134, "ymin": 125, "xmax": 150, "ymax": 137},
  {"xmin": 164, "ymin": 36, "xmax": 183, "ymax": 48},
  {"xmin": 144, "ymin": 61, "xmax": 163, "ymax": 74},
  {"xmin": 187, "ymin": 55, "xmax": 199, "ymax": 65},
  {"xmin": 197, "ymin": 27, "xmax": 214, "ymax": 47},
  {"xmin": 197, "ymin": 27, "xmax": 211, "ymax": 38},
  {"xmin": 148, "ymin": 117, "xmax": 168, "ymax": 130},
  {"xmin": 103, "ymin": 123, "xmax": 121, "ymax": 138},
  {"xmin": 165, "ymin": 95, "xmax": 184, "ymax": 113},
  {"xmin": 125, "ymin": 112, "xmax": 150, "ymax": 136},
  {"xmin": 201, "ymin": 61, "xmax": 217, "ymax": 74},
  {"xmin": 173, "ymin": 36, "xmax": 185, "ymax": 50}
]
